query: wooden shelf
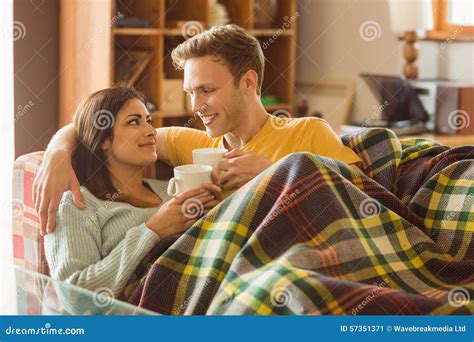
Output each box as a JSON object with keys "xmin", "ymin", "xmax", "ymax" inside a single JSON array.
[
  {"xmin": 264, "ymin": 103, "xmax": 292, "ymax": 111},
  {"xmin": 164, "ymin": 29, "xmax": 191, "ymax": 36},
  {"xmin": 153, "ymin": 110, "xmax": 193, "ymax": 118},
  {"xmin": 111, "ymin": 27, "xmax": 297, "ymax": 37},
  {"xmin": 250, "ymin": 29, "xmax": 295, "ymax": 36},
  {"xmin": 59, "ymin": 0, "xmax": 297, "ymax": 129},
  {"xmin": 114, "ymin": 50, "xmax": 154, "ymax": 86},
  {"xmin": 112, "ymin": 28, "xmax": 162, "ymax": 36}
]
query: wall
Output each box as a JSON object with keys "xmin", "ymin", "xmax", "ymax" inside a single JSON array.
[
  {"xmin": 296, "ymin": 0, "xmax": 474, "ymax": 127},
  {"xmin": 14, "ymin": 0, "xmax": 59, "ymax": 158}
]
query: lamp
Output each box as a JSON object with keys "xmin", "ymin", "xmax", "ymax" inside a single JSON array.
[{"xmin": 388, "ymin": 0, "xmax": 434, "ymax": 79}]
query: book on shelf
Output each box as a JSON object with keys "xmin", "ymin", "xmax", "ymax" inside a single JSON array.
[{"xmin": 114, "ymin": 50, "xmax": 153, "ymax": 87}]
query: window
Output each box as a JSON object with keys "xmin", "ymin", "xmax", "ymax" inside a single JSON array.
[
  {"xmin": 446, "ymin": 0, "xmax": 474, "ymax": 26},
  {"xmin": 430, "ymin": 0, "xmax": 474, "ymax": 40}
]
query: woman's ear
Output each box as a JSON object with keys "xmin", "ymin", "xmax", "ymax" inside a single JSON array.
[{"xmin": 101, "ymin": 138, "xmax": 112, "ymax": 151}]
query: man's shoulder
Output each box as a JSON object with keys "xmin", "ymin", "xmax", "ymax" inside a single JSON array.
[
  {"xmin": 167, "ymin": 125, "xmax": 206, "ymax": 133},
  {"xmin": 291, "ymin": 116, "xmax": 327, "ymax": 126},
  {"xmin": 167, "ymin": 126, "xmax": 214, "ymax": 141},
  {"xmin": 269, "ymin": 115, "xmax": 329, "ymax": 131}
]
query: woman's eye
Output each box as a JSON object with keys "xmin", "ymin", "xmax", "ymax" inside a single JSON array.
[
  {"xmin": 129, "ymin": 119, "xmax": 139, "ymax": 125},
  {"xmin": 146, "ymin": 118, "xmax": 153, "ymax": 125},
  {"xmin": 203, "ymin": 89, "xmax": 214, "ymax": 94}
]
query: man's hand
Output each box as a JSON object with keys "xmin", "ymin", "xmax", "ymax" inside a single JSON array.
[
  {"xmin": 218, "ymin": 150, "xmax": 272, "ymax": 190},
  {"xmin": 33, "ymin": 150, "xmax": 84, "ymax": 236}
]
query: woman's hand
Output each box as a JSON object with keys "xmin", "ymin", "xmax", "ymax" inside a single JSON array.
[
  {"xmin": 145, "ymin": 186, "xmax": 221, "ymax": 238},
  {"xmin": 200, "ymin": 172, "xmax": 223, "ymax": 202}
]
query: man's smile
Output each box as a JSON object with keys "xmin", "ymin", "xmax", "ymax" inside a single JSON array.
[{"xmin": 200, "ymin": 113, "xmax": 219, "ymax": 126}]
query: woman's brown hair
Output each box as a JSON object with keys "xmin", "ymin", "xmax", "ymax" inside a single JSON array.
[{"xmin": 72, "ymin": 86, "xmax": 146, "ymax": 201}]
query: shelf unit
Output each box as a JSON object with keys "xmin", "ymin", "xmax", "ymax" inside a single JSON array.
[{"xmin": 59, "ymin": 0, "xmax": 297, "ymax": 129}]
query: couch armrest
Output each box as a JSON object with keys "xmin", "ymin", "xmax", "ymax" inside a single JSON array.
[{"xmin": 12, "ymin": 151, "xmax": 49, "ymax": 275}]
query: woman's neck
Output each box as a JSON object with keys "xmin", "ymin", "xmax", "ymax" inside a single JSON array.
[{"xmin": 108, "ymin": 163, "xmax": 146, "ymax": 198}]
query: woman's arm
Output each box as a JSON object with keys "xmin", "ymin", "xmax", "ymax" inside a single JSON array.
[
  {"xmin": 45, "ymin": 185, "xmax": 222, "ymax": 297},
  {"xmin": 44, "ymin": 195, "xmax": 161, "ymax": 297}
]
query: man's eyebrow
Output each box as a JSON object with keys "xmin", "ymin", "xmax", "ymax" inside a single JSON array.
[{"xmin": 183, "ymin": 84, "xmax": 215, "ymax": 92}]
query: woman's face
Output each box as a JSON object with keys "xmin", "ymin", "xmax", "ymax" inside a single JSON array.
[{"xmin": 101, "ymin": 98, "xmax": 157, "ymax": 167}]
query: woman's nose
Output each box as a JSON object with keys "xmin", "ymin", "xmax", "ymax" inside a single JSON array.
[{"xmin": 144, "ymin": 123, "xmax": 157, "ymax": 137}]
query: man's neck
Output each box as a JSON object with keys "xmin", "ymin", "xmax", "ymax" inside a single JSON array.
[{"xmin": 224, "ymin": 103, "xmax": 269, "ymax": 150}]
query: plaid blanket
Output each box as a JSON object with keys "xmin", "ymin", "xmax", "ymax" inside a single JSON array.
[{"xmin": 127, "ymin": 128, "xmax": 474, "ymax": 315}]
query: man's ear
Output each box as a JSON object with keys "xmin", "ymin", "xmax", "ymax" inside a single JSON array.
[
  {"xmin": 101, "ymin": 138, "xmax": 112, "ymax": 151},
  {"xmin": 240, "ymin": 69, "xmax": 258, "ymax": 95}
]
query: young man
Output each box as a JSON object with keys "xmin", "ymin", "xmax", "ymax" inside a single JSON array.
[{"xmin": 34, "ymin": 24, "xmax": 361, "ymax": 235}]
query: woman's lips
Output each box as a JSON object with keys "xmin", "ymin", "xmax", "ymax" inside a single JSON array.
[{"xmin": 139, "ymin": 142, "xmax": 156, "ymax": 148}]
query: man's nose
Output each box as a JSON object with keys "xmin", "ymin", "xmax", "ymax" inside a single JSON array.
[{"xmin": 192, "ymin": 95, "xmax": 207, "ymax": 114}]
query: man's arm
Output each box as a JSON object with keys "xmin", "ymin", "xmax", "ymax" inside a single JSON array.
[
  {"xmin": 46, "ymin": 123, "xmax": 77, "ymax": 153},
  {"xmin": 33, "ymin": 123, "xmax": 83, "ymax": 235},
  {"xmin": 217, "ymin": 149, "xmax": 364, "ymax": 191},
  {"xmin": 155, "ymin": 127, "xmax": 171, "ymax": 165}
]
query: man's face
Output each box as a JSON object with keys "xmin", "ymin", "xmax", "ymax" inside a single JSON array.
[{"xmin": 183, "ymin": 56, "xmax": 246, "ymax": 138}]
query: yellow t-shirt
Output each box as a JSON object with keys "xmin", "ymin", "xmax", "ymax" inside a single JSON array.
[{"xmin": 165, "ymin": 115, "xmax": 361, "ymax": 196}]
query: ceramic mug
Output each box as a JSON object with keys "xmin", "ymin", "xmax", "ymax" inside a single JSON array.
[
  {"xmin": 167, "ymin": 164, "xmax": 213, "ymax": 196},
  {"xmin": 192, "ymin": 147, "xmax": 228, "ymax": 174}
]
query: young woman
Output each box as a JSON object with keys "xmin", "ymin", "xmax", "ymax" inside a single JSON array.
[{"xmin": 44, "ymin": 86, "xmax": 221, "ymax": 297}]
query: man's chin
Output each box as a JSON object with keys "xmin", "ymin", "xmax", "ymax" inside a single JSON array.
[{"xmin": 204, "ymin": 127, "xmax": 223, "ymax": 138}]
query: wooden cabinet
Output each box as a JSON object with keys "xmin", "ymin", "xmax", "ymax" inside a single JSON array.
[
  {"xmin": 59, "ymin": 0, "xmax": 297, "ymax": 129},
  {"xmin": 59, "ymin": 0, "xmax": 113, "ymax": 128}
]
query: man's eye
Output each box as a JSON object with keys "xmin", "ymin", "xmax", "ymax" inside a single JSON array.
[{"xmin": 203, "ymin": 89, "xmax": 214, "ymax": 94}]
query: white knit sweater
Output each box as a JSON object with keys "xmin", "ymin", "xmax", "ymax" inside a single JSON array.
[{"xmin": 44, "ymin": 179, "xmax": 172, "ymax": 297}]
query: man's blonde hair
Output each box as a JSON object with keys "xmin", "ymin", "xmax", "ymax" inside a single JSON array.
[{"xmin": 171, "ymin": 24, "xmax": 265, "ymax": 95}]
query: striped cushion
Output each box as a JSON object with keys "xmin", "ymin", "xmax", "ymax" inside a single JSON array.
[{"xmin": 12, "ymin": 152, "xmax": 49, "ymax": 275}]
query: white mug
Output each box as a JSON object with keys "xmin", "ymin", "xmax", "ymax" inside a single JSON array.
[
  {"xmin": 167, "ymin": 164, "xmax": 213, "ymax": 196},
  {"xmin": 192, "ymin": 148, "xmax": 228, "ymax": 174}
]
